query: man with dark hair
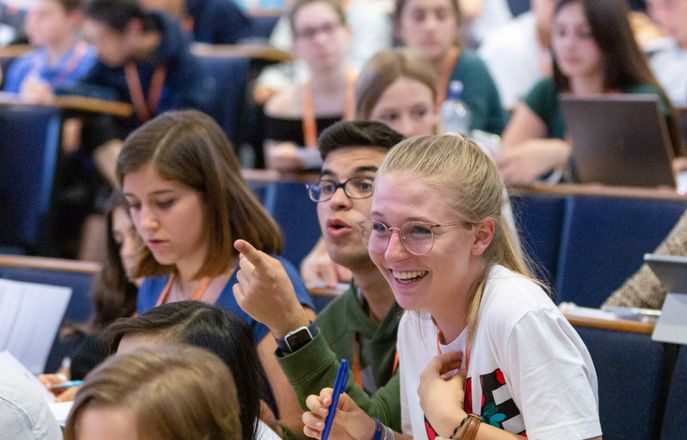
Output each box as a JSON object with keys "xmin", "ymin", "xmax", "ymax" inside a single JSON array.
[
  {"xmin": 65, "ymin": 0, "xmax": 214, "ymax": 185},
  {"xmin": 233, "ymin": 120, "xmax": 404, "ymax": 435}
]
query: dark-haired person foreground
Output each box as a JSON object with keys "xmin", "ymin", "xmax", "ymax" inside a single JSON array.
[
  {"xmin": 64, "ymin": 344, "xmax": 243, "ymax": 440},
  {"xmin": 105, "ymin": 301, "xmax": 279, "ymax": 440},
  {"xmin": 234, "ymin": 121, "xmax": 406, "ymax": 435}
]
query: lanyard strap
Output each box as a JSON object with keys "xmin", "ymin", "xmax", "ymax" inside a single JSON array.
[
  {"xmin": 436, "ymin": 46, "xmax": 459, "ymax": 107},
  {"xmin": 155, "ymin": 274, "xmax": 212, "ymax": 307},
  {"xmin": 28, "ymin": 41, "xmax": 89, "ymax": 87},
  {"xmin": 352, "ymin": 335, "xmax": 399, "ymax": 388},
  {"xmin": 125, "ymin": 62, "xmax": 167, "ymax": 123},
  {"xmin": 302, "ymin": 69, "xmax": 356, "ymax": 149}
]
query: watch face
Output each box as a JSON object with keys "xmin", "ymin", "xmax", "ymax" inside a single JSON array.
[{"xmin": 286, "ymin": 327, "xmax": 313, "ymax": 351}]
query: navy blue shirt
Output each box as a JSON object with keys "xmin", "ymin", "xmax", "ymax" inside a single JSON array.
[
  {"xmin": 61, "ymin": 12, "xmax": 215, "ymax": 117},
  {"xmin": 136, "ymin": 256, "xmax": 314, "ymax": 343},
  {"xmin": 186, "ymin": 0, "xmax": 250, "ymax": 44}
]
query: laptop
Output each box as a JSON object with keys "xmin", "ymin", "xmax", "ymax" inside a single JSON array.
[
  {"xmin": 644, "ymin": 253, "xmax": 687, "ymax": 344},
  {"xmin": 561, "ymin": 94, "xmax": 676, "ymax": 188}
]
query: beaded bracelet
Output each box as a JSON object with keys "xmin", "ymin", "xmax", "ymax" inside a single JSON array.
[{"xmin": 449, "ymin": 414, "xmax": 471, "ymax": 439}]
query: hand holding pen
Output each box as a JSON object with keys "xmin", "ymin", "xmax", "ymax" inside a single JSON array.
[{"xmin": 302, "ymin": 359, "xmax": 379, "ymax": 439}]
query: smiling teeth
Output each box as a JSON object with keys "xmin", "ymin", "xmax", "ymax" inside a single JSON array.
[{"xmin": 392, "ymin": 270, "xmax": 426, "ymax": 280}]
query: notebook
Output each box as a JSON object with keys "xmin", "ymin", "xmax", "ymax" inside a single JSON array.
[
  {"xmin": 644, "ymin": 253, "xmax": 687, "ymax": 344},
  {"xmin": 561, "ymin": 94, "xmax": 676, "ymax": 188}
]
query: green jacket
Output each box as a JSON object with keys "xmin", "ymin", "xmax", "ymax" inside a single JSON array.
[{"xmin": 277, "ymin": 283, "xmax": 403, "ymax": 432}]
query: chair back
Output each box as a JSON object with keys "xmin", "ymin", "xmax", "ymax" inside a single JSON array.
[
  {"xmin": 575, "ymin": 324, "xmax": 665, "ymax": 440},
  {"xmin": 195, "ymin": 54, "xmax": 250, "ymax": 146},
  {"xmin": 661, "ymin": 345, "xmax": 687, "ymax": 440},
  {"xmin": 0, "ymin": 106, "xmax": 61, "ymax": 252},
  {"xmin": 555, "ymin": 196, "xmax": 687, "ymax": 306}
]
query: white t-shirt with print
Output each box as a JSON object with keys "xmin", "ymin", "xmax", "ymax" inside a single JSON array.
[{"xmin": 397, "ymin": 265, "xmax": 602, "ymax": 440}]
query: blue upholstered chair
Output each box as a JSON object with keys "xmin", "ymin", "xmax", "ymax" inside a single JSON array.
[
  {"xmin": 263, "ymin": 182, "xmax": 320, "ymax": 270},
  {"xmin": 0, "ymin": 106, "xmax": 61, "ymax": 253},
  {"xmin": 574, "ymin": 325, "xmax": 666, "ymax": 440},
  {"xmin": 660, "ymin": 346, "xmax": 687, "ymax": 440},
  {"xmin": 509, "ymin": 193, "xmax": 567, "ymax": 287},
  {"xmin": 555, "ymin": 196, "xmax": 687, "ymax": 307},
  {"xmin": 195, "ymin": 54, "xmax": 250, "ymax": 147}
]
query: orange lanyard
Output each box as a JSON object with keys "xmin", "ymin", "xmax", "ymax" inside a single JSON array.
[
  {"xmin": 124, "ymin": 62, "xmax": 167, "ymax": 123},
  {"xmin": 352, "ymin": 337, "xmax": 399, "ymax": 388},
  {"xmin": 155, "ymin": 274, "xmax": 211, "ymax": 307},
  {"xmin": 436, "ymin": 46, "xmax": 459, "ymax": 107},
  {"xmin": 302, "ymin": 69, "xmax": 356, "ymax": 149}
]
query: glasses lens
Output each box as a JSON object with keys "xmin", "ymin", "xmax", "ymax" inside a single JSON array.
[
  {"xmin": 346, "ymin": 177, "xmax": 374, "ymax": 199},
  {"xmin": 365, "ymin": 220, "xmax": 390, "ymax": 254},
  {"xmin": 311, "ymin": 180, "xmax": 336, "ymax": 202},
  {"xmin": 401, "ymin": 222, "xmax": 434, "ymax": 255}
]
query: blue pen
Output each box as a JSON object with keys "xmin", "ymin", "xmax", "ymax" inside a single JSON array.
[
  {"xmin": 50, "ymin": 380, "xmax": 84, "ymax": 391},
  {"xmin": 321, "ymin": 359, "xmax": 349, "ymax": 440}
]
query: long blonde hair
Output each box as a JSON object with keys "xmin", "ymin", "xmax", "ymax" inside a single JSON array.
[
  {"xmin": 64, "ymin": 344, "xmax": 242, "ymax": 440},
  {"xmin": 378, "ymin": 134, "xmax": 532, "ymax": 338}
]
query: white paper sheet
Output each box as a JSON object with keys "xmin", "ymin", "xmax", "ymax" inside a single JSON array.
[{"xmin": 0, "ymin": 279, "xmax": 72, "ymax": 374}]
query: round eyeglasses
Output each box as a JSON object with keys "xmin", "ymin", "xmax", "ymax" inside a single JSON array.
[
  {"xmin": 357, "ymin": 219, "xmax": 471, "ymax": 256},
  {"xmin": 307, "ymin": 177, "xmax": 374, "ymax": 202}
]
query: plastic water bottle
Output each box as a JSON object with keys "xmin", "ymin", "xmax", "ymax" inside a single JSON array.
[{"xmin": 441, "ymin": 80, "xmax": 471, "ymax": 134}]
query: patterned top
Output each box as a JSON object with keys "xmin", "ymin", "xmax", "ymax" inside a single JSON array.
[{"xmin": 604, "ymin": 210, "xmax": 687, "ymax": 309}]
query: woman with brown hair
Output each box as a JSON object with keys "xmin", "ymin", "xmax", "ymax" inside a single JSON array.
[
  {"xmin": 393, "ymin": 0, "xmax": 505, "ymax": 134},
  {"xmin": 263, "ymin": 0, "xmax": 354, "ymax": 172},
  {"xmin": 354, "ymin": 48, "xmax": 439, "ymax": 138},
  {"xmin": 64, "ymin": 344, "xmax": 242, "ymax": 440},
  {"xmin": 117, "ymin": 109, "xmax": 314, "ymax": 434},
  {"xmin": 498, "ymin": 0, "xmax": 683, "ymax": 184}
]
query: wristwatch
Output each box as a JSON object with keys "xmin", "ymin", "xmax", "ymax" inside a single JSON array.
[{"xmin": 276, "ymin": 323, "xmax": 318, "ymax": 354}]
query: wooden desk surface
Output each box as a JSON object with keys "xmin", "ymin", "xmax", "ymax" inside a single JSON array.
[
  {"xmin": 564, "ymin": 312, "xmax": 656, "ymax": 334},
  {"xmin": 191, "ymin": 43, "xmax": 292, "ymax": 63},
  {"xmin": 242, "ymin": 168, "xmax": 320, "ymax": 184},
  {"xmin": 0, "ymin": 92, "xmax": 133, "ymax": 118},
  {"xmin": 512, "ymin": 182, "xmax": 687, "ymax": 202},
  {"xmin": 0, "ymin": 44, "xmax": 30, "ymax": 59},
  {"xmin": 0, "ymin": 254, "xmax": 101, "ymax": 274}
]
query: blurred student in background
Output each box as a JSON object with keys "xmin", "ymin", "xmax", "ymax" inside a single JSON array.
[
  {"xmin": 39, "ymin": 191, "xmax": 140, "ymax": 401},
  {"xmin": 498, "ymin": 0, "xmax": 681, "ymax": 184},
  {"xmin": 393, "ymin": 0, "xmax": 506, "ymax": 134},
  {"xmin": 647, "ymin": 0, "xmax": 687, "ymax": 107},
  {"xmin": 263, "ymin": 0, "xmax": 354, "ymax": 172},
  {"xmin": 138, "ymin": 0, "xmax": 250, "ymax": 44},
  {"xmin": 3, "ymin": 0, "xmax": 95, "ymax": 100},
  {"xmin": 64, "ymin": 345, "xmax": 243, "ymax": 440},
  {"xmin": 117, "ymin": 110, "xmax": 314, "ymax": 434},
  {"xmin": 478, "ymin": 0, "xmax": 556, "ymax": 108}
]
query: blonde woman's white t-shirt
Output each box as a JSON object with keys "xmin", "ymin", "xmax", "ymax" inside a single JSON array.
[{"xmin": 397, "ymin": 265, "xmax": 602, "ymax": 440}]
